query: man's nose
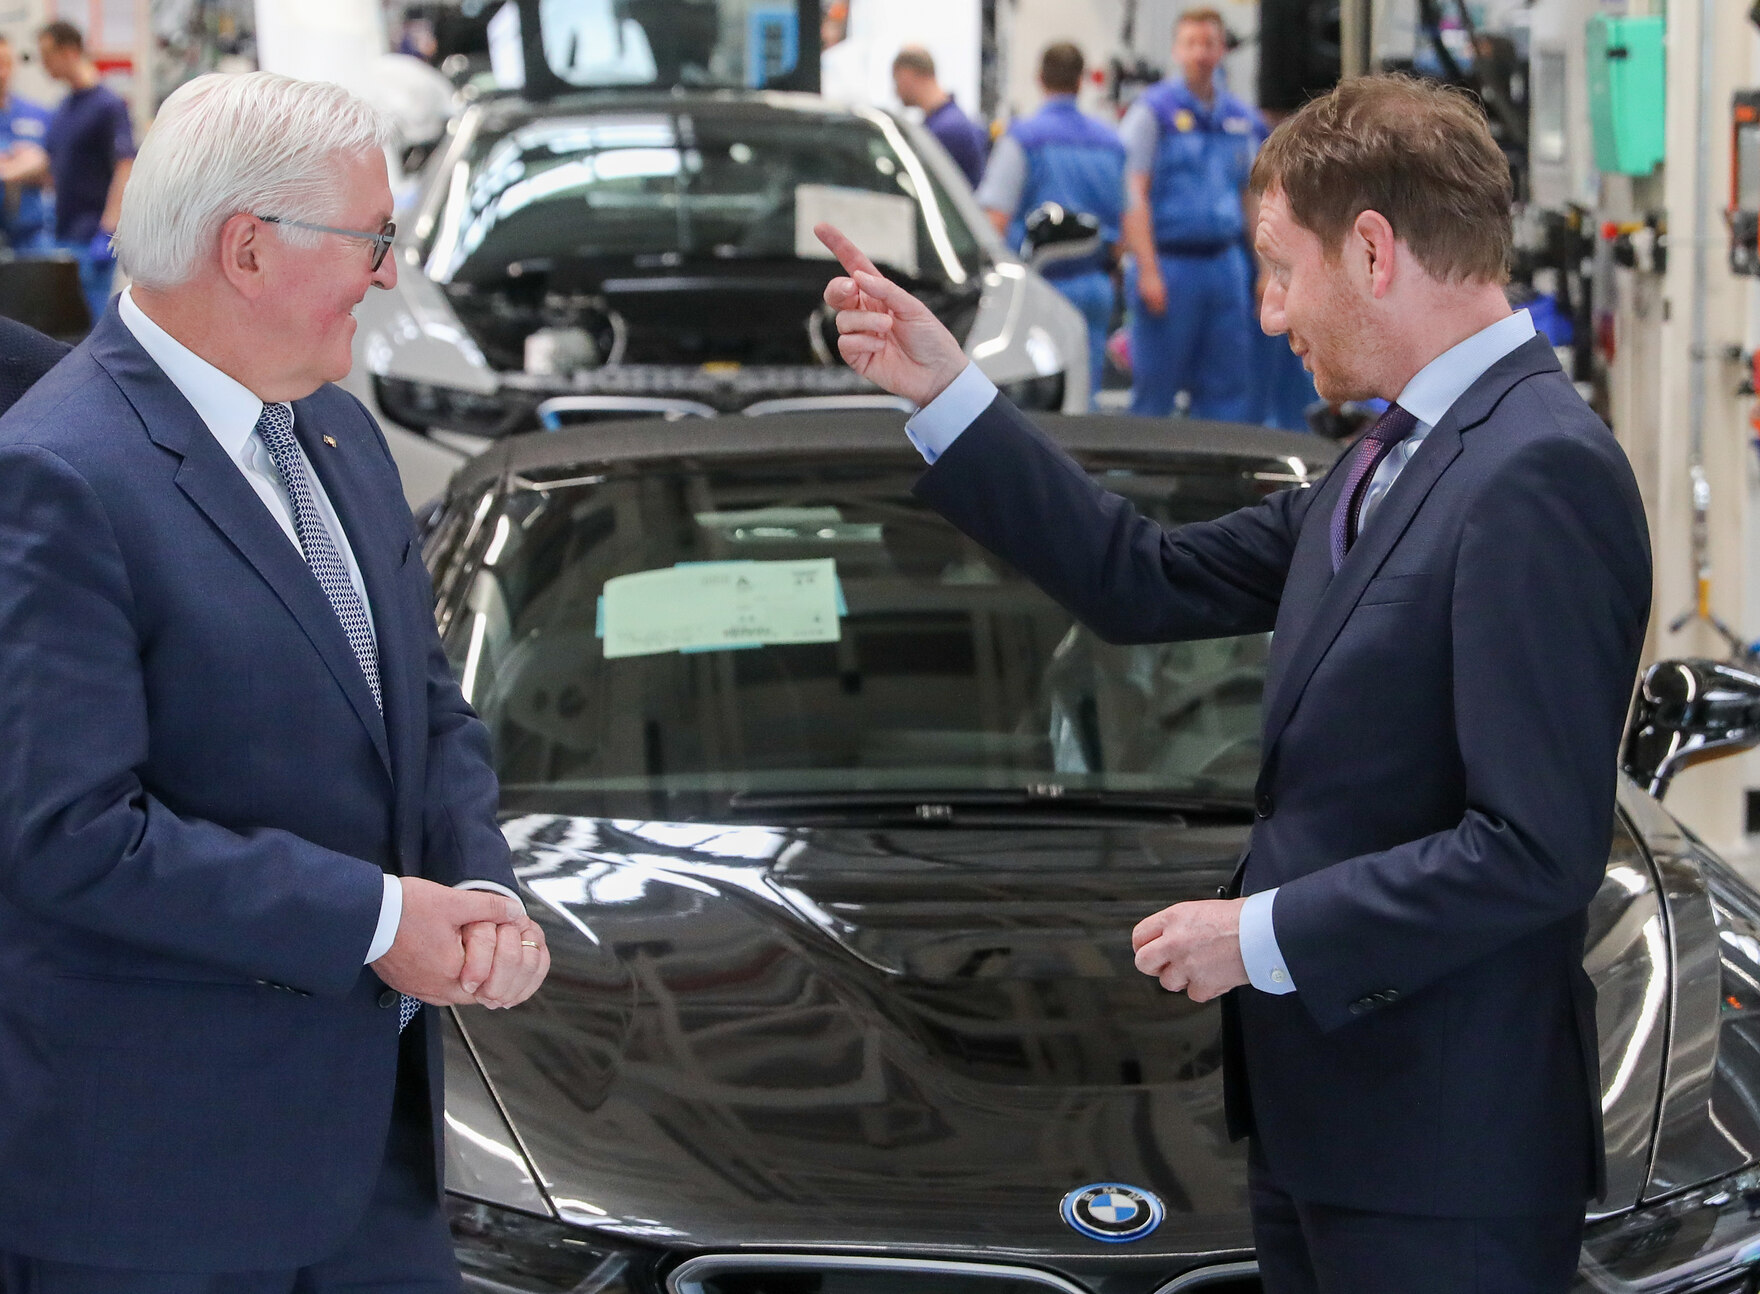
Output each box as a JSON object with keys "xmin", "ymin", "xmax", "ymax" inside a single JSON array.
[
  {"xmin": 1260, "ymin": 287, "xmax": 1287, "ymax": 336},
  {"xmin": 372, "ymin": 250, "xmax": 398, "ymax": 291}
]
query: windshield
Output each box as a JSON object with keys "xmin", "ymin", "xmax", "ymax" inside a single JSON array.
[
  {"xmin": 442, "ymin": 451, "xmax": 1282, "ymax": 820},
  {"xmin": 423, "ymin": 108, "xmax": 982, "ymax": 288}
]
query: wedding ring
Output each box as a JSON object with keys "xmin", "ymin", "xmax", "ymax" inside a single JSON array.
[{"xmin": 520, "ymin": 940, "xmax": 539, "ymax": 948}]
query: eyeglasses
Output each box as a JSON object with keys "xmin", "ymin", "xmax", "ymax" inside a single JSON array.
[{"xmin": 256, "ymin": 215, "xmax": 397, "ymax": 271}]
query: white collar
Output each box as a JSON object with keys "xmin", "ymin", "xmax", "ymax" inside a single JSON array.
[
  {"xmin": 1395, "ymin": 309, "xmax": 1537, "ymax": 429},
  {"xmin": 118, "ymin": 287, "xmax": 282, "ymax": 459}
]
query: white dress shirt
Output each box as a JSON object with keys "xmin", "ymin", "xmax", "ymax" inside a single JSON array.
[
  {"xmin": 906, "ymin": 309, "xmax": 1538, "ymax": 995},
  {"xmin": 118, "ymin": 290, "xmax": 520, "ymax": 964}
]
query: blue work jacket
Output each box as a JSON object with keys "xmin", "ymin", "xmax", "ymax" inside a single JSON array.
[
  {"xmin": 1138, "ymin": 78, "xmax": 1265, "ymax": 251},
  {"xmin": 1005, "ymin": 96, "xmax": 1125, "ymax": 273}
]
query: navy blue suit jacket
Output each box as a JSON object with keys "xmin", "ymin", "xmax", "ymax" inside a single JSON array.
[
  {"xmin": 0, "ymin": 308, "xmax": 515, "ymax": 1268},
  {"xmin": 915, "ymin": 336, "xmax": 1652, "ymax": 1217},
  {"xmin": 0, "ymin": 315, "xmax": 68, "ymax": 414}
]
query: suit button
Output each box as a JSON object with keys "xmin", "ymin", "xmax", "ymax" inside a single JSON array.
[
  {"xmin": 1349, "ymin": 999, "xmax": 1369, "ymax": 1015},
  {"xmin": 1382, "ymin": 990, "xmax": 1400, "ymax": 1003},
  {"xmin": 378, "ymin": 989, "xmax": 398, "ymax": 1008},
  {"xmin": 1255, "ymin": 791, "xmax": 1275, "ymax": 819}
]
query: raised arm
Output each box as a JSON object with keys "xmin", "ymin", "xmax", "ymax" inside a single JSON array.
[{"xmin": 817, "ymin": 222, "xmax": 1315, "ymax": 644}]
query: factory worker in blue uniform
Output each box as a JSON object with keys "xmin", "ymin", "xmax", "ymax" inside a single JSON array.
[
  {"xmin": 0, "ymin": 36, "xmax": 51, "ymax": 253},
  {"xmin": 1119, "ymin": 8, "xmax": 1266, "ymax": 418},
  {"xmin": 976, "ymin": 42, "xmax": 1123, "ymax": 407}
]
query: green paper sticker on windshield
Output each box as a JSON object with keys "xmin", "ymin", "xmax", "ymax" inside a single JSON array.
[{"xmin": 602, "ymin": 559, "xmax": 842, "ymax": 659}]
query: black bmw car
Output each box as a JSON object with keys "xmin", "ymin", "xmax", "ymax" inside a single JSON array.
[{"xmin": 428, "ymin": 411, "xmax": 1760, "ymax": 1293}]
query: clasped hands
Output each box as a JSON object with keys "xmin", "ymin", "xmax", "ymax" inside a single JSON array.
[{"xmin": 372, "ymin": 876, "xmax": 550, "ymax": 1010}]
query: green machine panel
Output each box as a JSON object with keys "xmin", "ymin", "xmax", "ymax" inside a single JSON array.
[{"xmin": 1587, "ymin": 13, "xmax": 1666, "ymax": 176}]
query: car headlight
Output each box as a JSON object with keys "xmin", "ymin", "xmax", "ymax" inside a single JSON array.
[
  {"xmin": 373, "ymin": 375, "xmax": 532, "ymax": 438},
  {"xmin": 449, "ymin": 1197, "xmax": 649, "ymax": 1293},
  {"xmin": 998, "ymin": 372, "xmax": 1067, "ymax": 411}
]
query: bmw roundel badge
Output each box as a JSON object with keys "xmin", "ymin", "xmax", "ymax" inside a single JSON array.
[{"xmin": 1060, "ymin": 1182, "xmax": 1165, "ymax": 1243}]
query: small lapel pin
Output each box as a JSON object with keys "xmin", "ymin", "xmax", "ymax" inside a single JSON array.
[{"xmin": 322, "ymin": 435, "xmax": 337, "ymax": 448}]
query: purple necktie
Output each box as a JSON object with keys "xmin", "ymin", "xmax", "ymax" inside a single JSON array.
[{"xmin": 1329, "ymin": 403, "xmax": 1418, "ymax": 572}]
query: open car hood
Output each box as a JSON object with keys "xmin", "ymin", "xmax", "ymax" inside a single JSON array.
[{"xmin": 455, "ymin": 813, "xmax": 1259, "ymax": 1257}]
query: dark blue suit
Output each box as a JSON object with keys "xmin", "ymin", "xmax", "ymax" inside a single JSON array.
[
  {"xmin": 0, "ymin": 314, "xmax": 68, "ymax": 413},
  {"xmin": 0, "ymin": 309, "xmax": 513, "ymax": 1274},
  {"xmin": 915, "ymin": 337, "xmax": 1652, "ymax": 1286}
]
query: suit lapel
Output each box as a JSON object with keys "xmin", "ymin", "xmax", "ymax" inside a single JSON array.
[
  {"xmin": 1258, "ymin": 335, "xmax": 1561, "ymax": 754},
  {"xmin": 1262, "ymin": 456, "xmax": 1352, "ymax": 699},
  {"xmin": 88, "ymin": 314, "xmax": 393, "ymax": 777}
]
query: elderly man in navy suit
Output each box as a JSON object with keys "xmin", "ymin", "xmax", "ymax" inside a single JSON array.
[
  {"xmin": 0, "ymin": 72, "xmax": 548, "ymax": 1290},
  {"xmin": 818, "ymin": 75, "xmax": 1651, "ymax": 1293}
]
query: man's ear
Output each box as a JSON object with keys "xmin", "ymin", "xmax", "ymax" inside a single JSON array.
[
  {"xmin": 1352, "ymin": 209, "xmax": 1398, "ymax": 300},
  {"xmin": 216, "ymin": 212, "xmax": 266, "ymax": 299}
]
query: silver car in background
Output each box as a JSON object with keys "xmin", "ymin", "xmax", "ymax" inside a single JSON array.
[{"xmin": 344, "ymin": 89, "xmax": 1088, "ymax": 505}]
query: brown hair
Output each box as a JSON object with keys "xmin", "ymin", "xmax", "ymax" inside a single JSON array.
[
  {"xmin": 1040, "ymin": 42, "xmax": 1084, "ymax": 94},
  {"xmin": 892, "ymin": 46, "xmax": 936, "ymax": 78},
  {"xmin": 38, "ymin": 20, "xmax": 84, "ymax": 51},
  {"xmin": 1176, "ymin": 8, "xmax": 1227, "ymax": 34},
  {"xmin": 1250, "ymin": 74, "xmax": 1512, "ymax": 284}
]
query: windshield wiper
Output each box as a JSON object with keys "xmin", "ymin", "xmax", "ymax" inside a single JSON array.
[{"xmin": 724, "ymin": 787, "xmax": 1252, "ymax": 823}]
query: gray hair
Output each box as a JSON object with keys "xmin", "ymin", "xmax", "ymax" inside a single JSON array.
[{"xmin": 114, "ymin": 72, "xmax": 395, "ymax": 289}]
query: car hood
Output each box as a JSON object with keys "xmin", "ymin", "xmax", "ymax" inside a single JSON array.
[{"xmin": 458, "ymin": 812, "xmax": 1258, "ymax": 1259}]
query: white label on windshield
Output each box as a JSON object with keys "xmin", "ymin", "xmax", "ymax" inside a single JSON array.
[
  {"xmin": 602, "ymin": 559, "xmax": 842, "ymax": 659},
  {"xmin": 795, "ymin": 184, "xmax": 920, "ymax": 279}
]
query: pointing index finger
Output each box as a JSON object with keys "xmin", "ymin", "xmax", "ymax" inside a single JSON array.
[{"xmin": 815, "ymin": 222, "xmax": 881, "ymax": 280}]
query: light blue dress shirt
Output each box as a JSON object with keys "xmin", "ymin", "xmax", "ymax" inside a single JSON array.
[{"xmin": 906, "ymin": 309, "xmax": 1538, "ymax": 994}]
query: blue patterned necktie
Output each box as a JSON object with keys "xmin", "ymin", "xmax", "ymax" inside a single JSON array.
[
  {"xmin": 1329, "ymin": 402, "xmax": 1418, "ymax": 572},
  {"xmin": 253, "ymin": 406, "xmax": 418, "ymax": 1031}
]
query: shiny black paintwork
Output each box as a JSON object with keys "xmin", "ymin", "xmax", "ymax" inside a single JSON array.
[{"xmin": 432, "ymin": 414, "xmax": 1760, "ymax": 1293}]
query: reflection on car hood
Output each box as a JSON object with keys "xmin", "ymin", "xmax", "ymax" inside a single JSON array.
[{"xmin": 458, "ymin": 813, "xmax": 1256, "ymax": 1258}]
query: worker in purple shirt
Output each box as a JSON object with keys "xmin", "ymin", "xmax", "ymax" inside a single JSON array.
[
  {"xmin": 36, "ymin": 20, "xmax": 134, "ymax": 325},
  {"xmin": 892, "ymin": 47, "xmax": 987, "ymax": 189}
]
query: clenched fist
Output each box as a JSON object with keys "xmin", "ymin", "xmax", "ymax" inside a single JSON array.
[{"xmin": 1131, "ymin": 898, "xmax": 1249, "ymax": 1002}]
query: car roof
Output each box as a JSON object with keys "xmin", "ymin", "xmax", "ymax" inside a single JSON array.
[
  {"xmin": 473, "ymin": 88, "xmax": 873, "ymax": 134},
  {"xmin": 452, "ymin": 411, "xmax": 1339, "ymax": 494}
]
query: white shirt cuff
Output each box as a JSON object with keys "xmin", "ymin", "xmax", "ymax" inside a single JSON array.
[
  {"xmin": 904, "ymin": 362, "xmax": 998, "ymax": 464},
  {"xmin": 363, "ymin": 877, "xmax": 525, "ymax": 965},
  {"xmin": 455, "ymin": 878, "xmax": 525, "ymax": 909},
  {"xmin": 1240, "ymin": 887, "xmax": 1296, "ymax": 994},
  {"xmin": 365, "ymin": 872, "xmax": 402, "ymax": 964}
]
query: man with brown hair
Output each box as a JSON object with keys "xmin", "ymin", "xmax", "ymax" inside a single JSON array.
[
  {"xmin": 814, "ymin": 72, "xmax": 1651, "ymax": 1292},
  {"xmin": 36, "ymin": 19, "xmax": 133, "ymax": 323},
  {"xmin": 1119, "ymin": 7, "xmax": 1264, "ymax": 418},
  {"xmin": 892, "ymin": 45, "xmax": 987, "ymax": 188}
]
